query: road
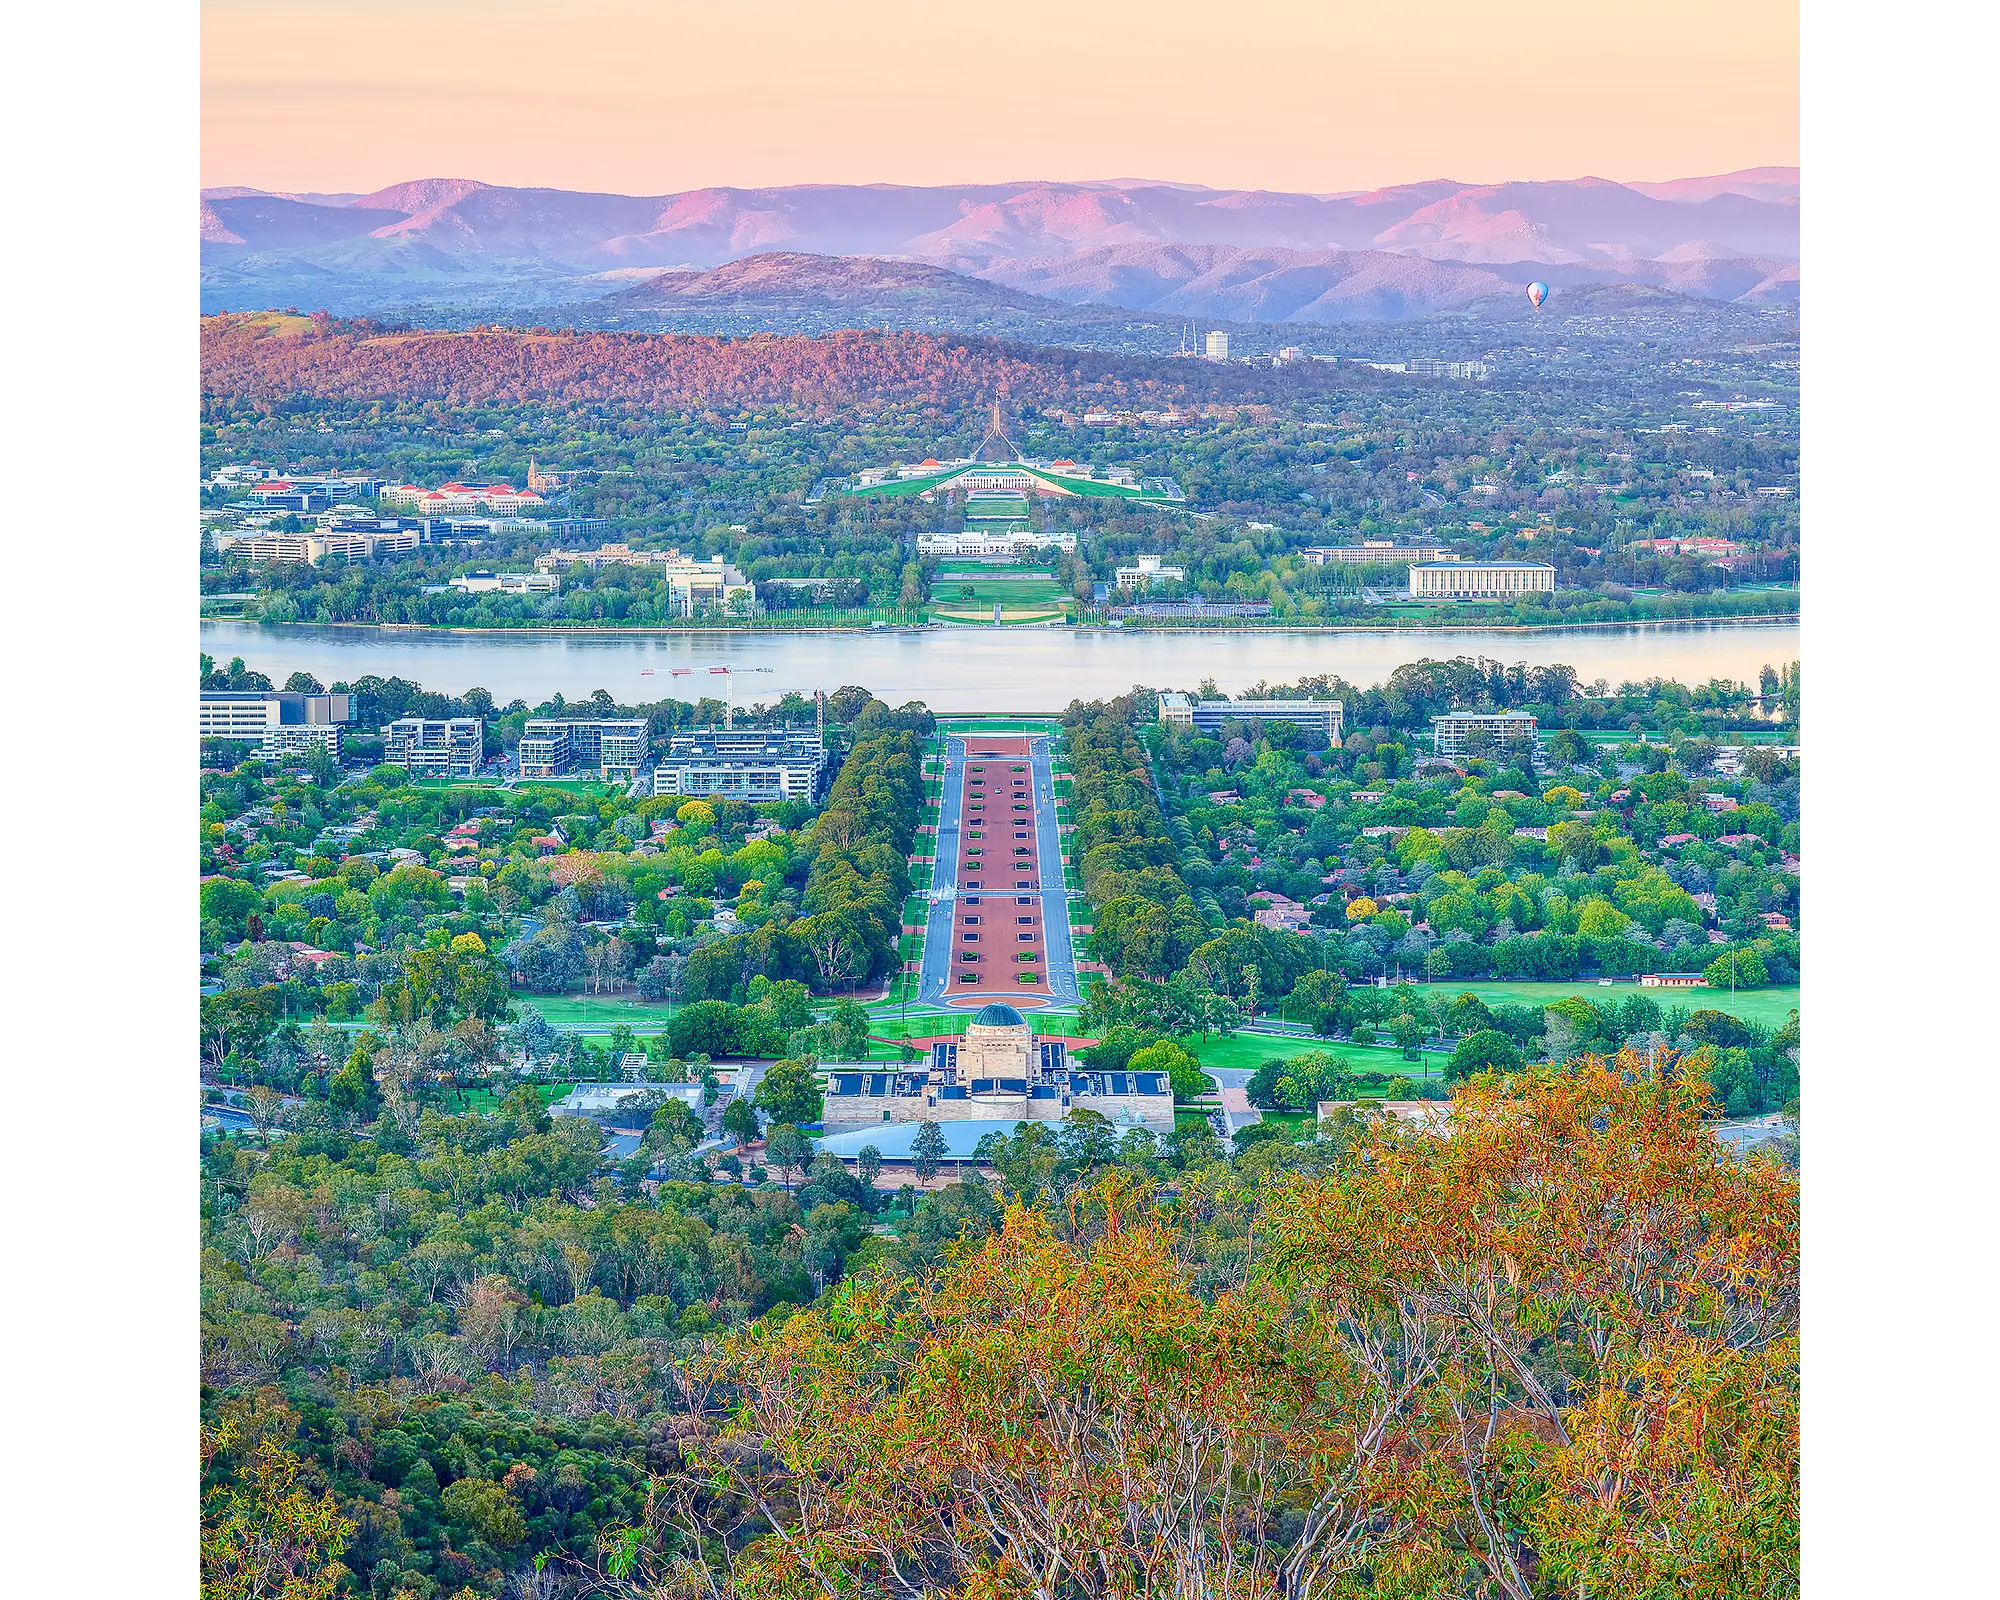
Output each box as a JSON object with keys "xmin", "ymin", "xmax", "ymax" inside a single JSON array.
[
  {"xmin": 1202, "ymin": 1067, "xmax": 1265, "ymax": 1136},
  {"xmin": 917, "ymin": 732, "xmax": 1080, "ymax": 1007},
  {"xmin": 1028, "ymin": 734, "xmax": 1081, "ymax": 1005}
]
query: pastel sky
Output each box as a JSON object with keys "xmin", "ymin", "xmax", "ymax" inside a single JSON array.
[{"xmin": 203, "ymin": 0, "xmax": 1797, "ymax": 195}]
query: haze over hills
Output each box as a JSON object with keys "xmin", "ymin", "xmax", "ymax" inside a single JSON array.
[
  {"xmin": 983, "ymin": 243, "xmax": 1798, "ymax": 319},
  {"xmin": 554, "ymin": 251, "xmax": 1790, "ymax": 356},
  {"xmin": 575, "ymin": 252, "xmax": 1232, "ymax": 345},
  {"xmin": 199, "ymin": 170, "xmax": 1799, "ymax": 329}
]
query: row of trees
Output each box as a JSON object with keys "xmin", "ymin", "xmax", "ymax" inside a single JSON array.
[{"xmin": 1062, "ymin": 702, "xmax": 1213, "ymax": 980}]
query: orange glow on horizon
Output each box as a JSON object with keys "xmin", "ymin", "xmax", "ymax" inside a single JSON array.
[{"xmin": 203, "ymin": 0, "xmax": 1797, "ymax": 195}]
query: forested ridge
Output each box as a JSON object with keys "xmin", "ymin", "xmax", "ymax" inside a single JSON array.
[
  {"xmin": 203, "ymin": 1057, "xmax": 1797, "ymax": 1597},
  {"xmin": 200, "ymin": 314, "xmax": 1362, "ymax": 412}
]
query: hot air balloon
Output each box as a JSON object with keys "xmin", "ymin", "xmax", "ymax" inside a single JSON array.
[{"xmin": 1526, "ymin": 281, "xmax": 1550, "ymax": 311}]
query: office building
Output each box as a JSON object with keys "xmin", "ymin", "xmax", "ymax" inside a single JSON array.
[
  {"xmin": 381, "ymin": 718, "xmax": 485, "ymax": 778},
  {"xmin": 244, "ymin": 480, "xmax": 330, "ymax": 512},
  {"xmin": 531, "ymin": 547, "xmax": 754, "ymax": 615},
  {"xmin": 1408, "ymin": 561, "xmax": 1555, "ymax": 598},
  {"xmin": 1157, "ymin": 693, "xmax": 1343, "ymax": 746},
  {"xmin": 1429, "ymin": 712, "xmax": 1538, "ymax": 760},
  {"xmin": 1205, "ymin": 331, "xmax": 1231, "ymax": 362},
  {"xmin": 518, "ymin": 719, "xmax": 653, "ymax": 781},
  {"xmin": 384, "ymin": 482, "xmax": 549, "ymax": 515},
  {"xmin": 1302, "ymin": 542, "xmax": 1458, "ymax": 565},
  {"xmin": 1113, "ymin": 554, "xmax": 1186, "ymax": 589},
  {"xmin": 1404, "ymin": 359, "xmax": 1490, "ymax": 380},
  {"xmin": 213, "ymin": 526, "xmax": 423, "ymax": 565},
  {"xmin": 652, "ymin": 729, "xmax": 828, "ymax": 803},
  {"xmin": 449, "ymin": 571, "xmax": 559, "ymax": 595},
  {"xmin": 201, "ymin": 690, "xmax": 356, "ymax": 758}
]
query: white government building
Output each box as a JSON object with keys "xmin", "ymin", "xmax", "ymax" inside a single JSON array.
[{"xmin": 1408, "ymin": 561, "xmax": 1555, "ymax": 598}]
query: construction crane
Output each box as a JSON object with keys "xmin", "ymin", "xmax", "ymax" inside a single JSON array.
[{"xmin": 654, "ymin": 663, "xmax": 775, "ymax": 729}]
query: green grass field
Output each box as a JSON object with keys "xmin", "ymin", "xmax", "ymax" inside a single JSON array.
[
  {"xmin": 515, "ymin": 994, "xmax": 680, "ymax": 1031},
  {"xmin": 935, "ymin": 578, "xmax": 1070, "ymax": 605},
  {"xmin": 938, "ymin": 719, "xmax": 1061, "ymax": 734},
  {"xmin": 1186, "ymin": 1032, "xmax": 1450, "ymax": 1076},
  {"xmin": 844, "ymin": 473, "xmax": 959, "ymax": 498},
  {"xmin": 1407, "ymin": 980, "xmax": 1799, "ymax": 1030}
]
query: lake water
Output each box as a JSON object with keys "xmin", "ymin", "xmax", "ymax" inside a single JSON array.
[{"xmin": 200, "ymin": 619, "xmax": 1800, "ymax": 709}]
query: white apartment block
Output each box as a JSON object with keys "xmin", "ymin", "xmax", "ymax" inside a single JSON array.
[
  {"xmin": 653, "ymin": 730, "xmax": 828, "ymax": 804},
  {"xmin": 256, "ymin": 725, "xmax": 346, "ymax": 760},
  {"xmin": 1205, "ymin": 331, "xmax": 1231, "ymax": 361},
  {"xmin": 381, "ymin": 718, "xmax": 485, "ymax": 778},
  {"xmin": 1408, "ymin": 561, "xmax": 1555, "ymax": 598},
  {"xmin": 1430, "ymin": 712, "xmax": 1539, "ymax": 759},
  {"xmin": 518, "ymin": 719, "xmax": 653, "ymax": 781},
  {"xmin": 1157, "ymin": 694, "xmax": 1343, "ymax": 746}
]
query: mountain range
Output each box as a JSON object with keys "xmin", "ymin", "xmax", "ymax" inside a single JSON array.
[{"xmin": 200, "ymin": 171, "xmax": 1799, "ymax": 327}]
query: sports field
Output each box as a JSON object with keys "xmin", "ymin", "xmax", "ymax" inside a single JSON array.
[{"xmin": 516, "ymin": 994, "xmax": 679, "ymax": 1031}]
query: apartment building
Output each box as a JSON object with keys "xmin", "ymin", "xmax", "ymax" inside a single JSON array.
[
  {"xmin": 1157, "ymin": 693, "xmax": 1343, "ymax": 746},
  {"xmin": 381, "ymin": 718, "xmax": 485, "ymax": 778},
  {"xmin": 652, "ymin": 730, "xmax": 828, "ymax": 803},
  {"xmin": 1429, "ymin": 711, "xmax": 1539, "ymax": 759},
  {"xmin": 518, "ymin": 719, "xmax": 653, "ymax": 781},
  {"xmin": 1408, "ymin": 561, "xmax": 1556, "ymax": 598},
  {"xmin": 201, "ymin": 690, "xmax": 356, "ymax": 758}
]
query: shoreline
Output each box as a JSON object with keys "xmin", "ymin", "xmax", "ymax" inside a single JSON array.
[{"xmin": 198, "ymin": 612, "xmax": 1800, "ymax": 640}]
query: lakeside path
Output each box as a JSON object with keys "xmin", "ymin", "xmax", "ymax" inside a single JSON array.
[
  {"xmin": 917, "ymin": 730, "xmax": 1080, "ymax": 1009},
  {"xmin": 198, "ymin": 613, "xmax": 1799, "ymax": 639}
]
